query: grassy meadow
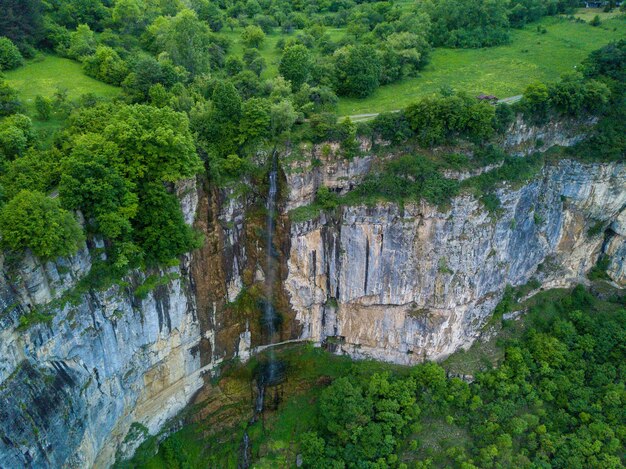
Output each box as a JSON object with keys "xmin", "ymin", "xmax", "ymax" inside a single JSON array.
[
  {"xmin": 3, "ymin": 54, "xmax": 120, "ymax": 134},
  {"xmin": 338, "ymin": 14, "xmax": 626, "ymax": 116}
]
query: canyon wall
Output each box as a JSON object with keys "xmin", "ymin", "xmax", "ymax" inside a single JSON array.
[
  {"xmin": 1, "ymin": 118, "xmax": 624, "ymax": 467},
  {"xmin": 0, "ymin": 182, "xmax": 210, "ymax": 468},
  {"xmin": 284, "ymin": 136, "xmax": 626, "ymax": 364}
]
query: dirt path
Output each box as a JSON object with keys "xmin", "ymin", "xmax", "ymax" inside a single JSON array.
[{"xmin": 344, "ymin": 95, "xmax": 523, "ymax": 122}]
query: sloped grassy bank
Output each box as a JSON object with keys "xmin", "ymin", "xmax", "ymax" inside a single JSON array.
[{"xmin": 125, "ymin": 283, "xmax": 626, "ymax": 468}]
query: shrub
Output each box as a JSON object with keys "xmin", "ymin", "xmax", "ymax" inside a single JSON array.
[
  {"xmin": 371, "ymin": 111, "xmax": 412, "ymax": 144},
  {"xmin": 0, "ymin": 37, "xmax": 23, "ymax": 71},
  {"xmin": 241, "ymin": 25, "xmax": 266, "ymax": 48},
  {"xmin": 0, "ymin": 80, "xmax": 21, "ymax": 116}
]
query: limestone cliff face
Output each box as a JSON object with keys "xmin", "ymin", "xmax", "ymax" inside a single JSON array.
[
  {"xmin": 0, "ymin": 117, "xmax": 624, "ymax": 467},
  {"xmin": 286, "ymin": 159, "xmax": 626, "ymax": 364},
  {"xmin": 0, "ymin": 180, "xmax": 207, "ymax": 468}
]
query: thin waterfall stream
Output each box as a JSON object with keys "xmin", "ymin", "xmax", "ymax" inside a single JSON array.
[
  {"xmin": 240, "ymin": 150, "xmax": 284, "ymax": 469},
  {"xmin": 263, "ymin": 149, "xmax": 279, "ymax": 381}
]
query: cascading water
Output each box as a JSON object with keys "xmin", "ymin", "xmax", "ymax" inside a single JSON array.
[{"xmin": 262, "ymin": 149, "xmax": 280, "ymax": 385}]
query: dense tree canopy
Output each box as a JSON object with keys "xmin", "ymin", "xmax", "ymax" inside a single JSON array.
[
  {"xmin": 300, "ymin": 287, "xmax": 626, "ymax": 468},
  {"xmin": 333, "ymin": 44, "xmax": 381, "ymax": 98},
  {"xmin": 0, "ymin": 190, "xmax": 83, "ymax": 259}
]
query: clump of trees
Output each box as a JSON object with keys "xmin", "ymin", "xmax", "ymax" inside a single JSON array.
[
  {"xmin": 0, "ymin": 102, "xmax": 202, "ymax": 267},
  {"xmin": 405, "ymin": 92, "xmax": 496, "ymax": 146},
  {"xmin": 0, "ymin": 190, "xmax": 84, "ymax": 259},
  {"xmin": 0, "ymin": 37, "xmax": 24, "ymax": 71}
]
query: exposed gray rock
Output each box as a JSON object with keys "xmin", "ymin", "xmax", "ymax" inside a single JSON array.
[
  {"xmin": 0, "ymin": 179, "xmax": 207, "ymax": 469},
  {"xmin": 286, "ymin": 160, "xmax": 626, "ymax": 364}
]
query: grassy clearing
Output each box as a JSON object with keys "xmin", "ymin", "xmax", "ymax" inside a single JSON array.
[
  {"xmin": 338, "ymin": 14, "xmax": 626, "ymax": 116},
  {"xmin": 3, "ymin": 54, "xmax": 120, "ymax": 135},
  {"xmin": 4, "ymin": 54, "xmax": 120, "ymax": 109}
]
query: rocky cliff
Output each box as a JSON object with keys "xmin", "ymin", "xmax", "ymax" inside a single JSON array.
[
  {"xmin": 0, "ymin": 181, "xmax": 210, "ymax": 468},
  {"xmin": 1, "ymin": 118, "xmax": 624, "ymax": 467},
  {"xmin": 285, "ymin": 153, "xmax": 626, "ymax": 363}
]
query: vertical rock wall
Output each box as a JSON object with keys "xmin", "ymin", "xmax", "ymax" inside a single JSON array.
[{"xmin": 286, "ymin": 160, "xmax": 626, "ymax": 363}]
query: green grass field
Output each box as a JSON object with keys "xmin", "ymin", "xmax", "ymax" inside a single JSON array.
[
  {"xmin": 3, "ymin": 54, "xmax": 120, "ymax": 134},
  {"xmin": 4, "ymin": 54, "xmax": 120, "ymax": 106},
  {"xmin": 338, "ymin": 14, "xmax": 626, "ymax": 116}
]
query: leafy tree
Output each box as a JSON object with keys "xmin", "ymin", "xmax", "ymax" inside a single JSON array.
[
  {"xmin": 191, "ymin": 0, "xmax": 225, "ymax": 31},
  {"xmin": 134, "ymin": 182, "xmax": 201, "ymax": 265},
  {"xmin": 0, "ymin": 0, "xmax": 44, "ymax": 49},
  {"xmin": 48, "ymin": 0, "xmax": 109, "ymax": 30},
  {"xmin": 405, "ymin": 93, "xmax": 495, "ymax": 146},
  {"xmin": 371, "ymin": 111, "xmax": 412, "ymax": 144},
  {"xmin": 0, "ymin": 37, "xmax": 24, "ymax": 71},
  {"xmin": 225, "ymin": 56, "xmax": 244, "ymax": 76},
  {"xmin": 0, "ymin": 114, "xmax": 35, "ymax": 160},
  {"xmin": 582, "ymin": 40, "xmax": 626, "ymax": 82},
  {"xmin": 232, "ymin": 70, "xmax": 263, "ymax": 100},
  {"xmin": 122, "ymin": 55, "xmax": 188, "ymax": 102},
  {"xmin": 62, "ymin": 24, "xmax": 96, "ymax": 60},
  {"xmin": 380, "ymin": 32, "xmax": 430, "ymax": 83},
  {"xmin": 111, "ymin": 0, "xmax": 148, "ymax": 34},
  {"xmin": 0, "ymin": 190, "xmax": 84, "ymax": 259},
  {"xmin": 0, "ymin": 80, "xmax": 21, "ymax": 116},
  {"xmin": 279, "ymin": 44, "xmax": 312, "ymax": 90},
  {"xmin": 34, "ymin": 95, "xmax": 52, "ymax": 120},
  {"xmin": 83, "ymin": 46, "xmax": 129, "ymax": 85},
  {"xmin": 239, "ymin": 97, "xmax": 271, "ymax": 144},
  {"xmin": 59, "ymin": 135, "xmax": 138, "ymax": 241},
  {"xmin": 212, "ymin": 81, "xmax": 242, "ymax": 121},
  {"xmin": 270, "ymin": 100, "xmax": 297, "ymax": 137},
  {"xmin": 548, "ymin": 73, "xmax": 611, "ymax": 117},
  {"xmin": 333, "ymin": 44, "xmax": 381, "ymax": 98},
  {"xmin": 428, "ymin": 0, "xmax": 511, "ymax": 48},
  {"xmin": 147, "ymin": 9, "xmax": 216, "ymax": 76},
  {"xmin": 241, "ymin": 25, "xmax": 266, "ymax": 48},
  {"xmin": 0, "ymin": 149, "xmax": 59, "ymax": 199}
]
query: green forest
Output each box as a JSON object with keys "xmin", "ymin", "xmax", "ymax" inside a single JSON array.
[{"xmin": 1, "ymin": 0, "xmax": 624, "ymax": 275}]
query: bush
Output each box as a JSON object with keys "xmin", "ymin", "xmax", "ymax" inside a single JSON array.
[
  {"xmin": 371, "ymin": 111, "xmax": 412, "ymax": 144},
  {"xmin": 0, "ymin": 37, "xmax": 23, "ymax": 71},
  {"xmin": 354, "ymin": 155, "xmax": 459, "ymax": 206}
]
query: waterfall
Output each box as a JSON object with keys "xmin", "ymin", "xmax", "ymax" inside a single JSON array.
[{"xmin": 263, "ymin": 149, "xmax": 279, "ymax": 385}]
